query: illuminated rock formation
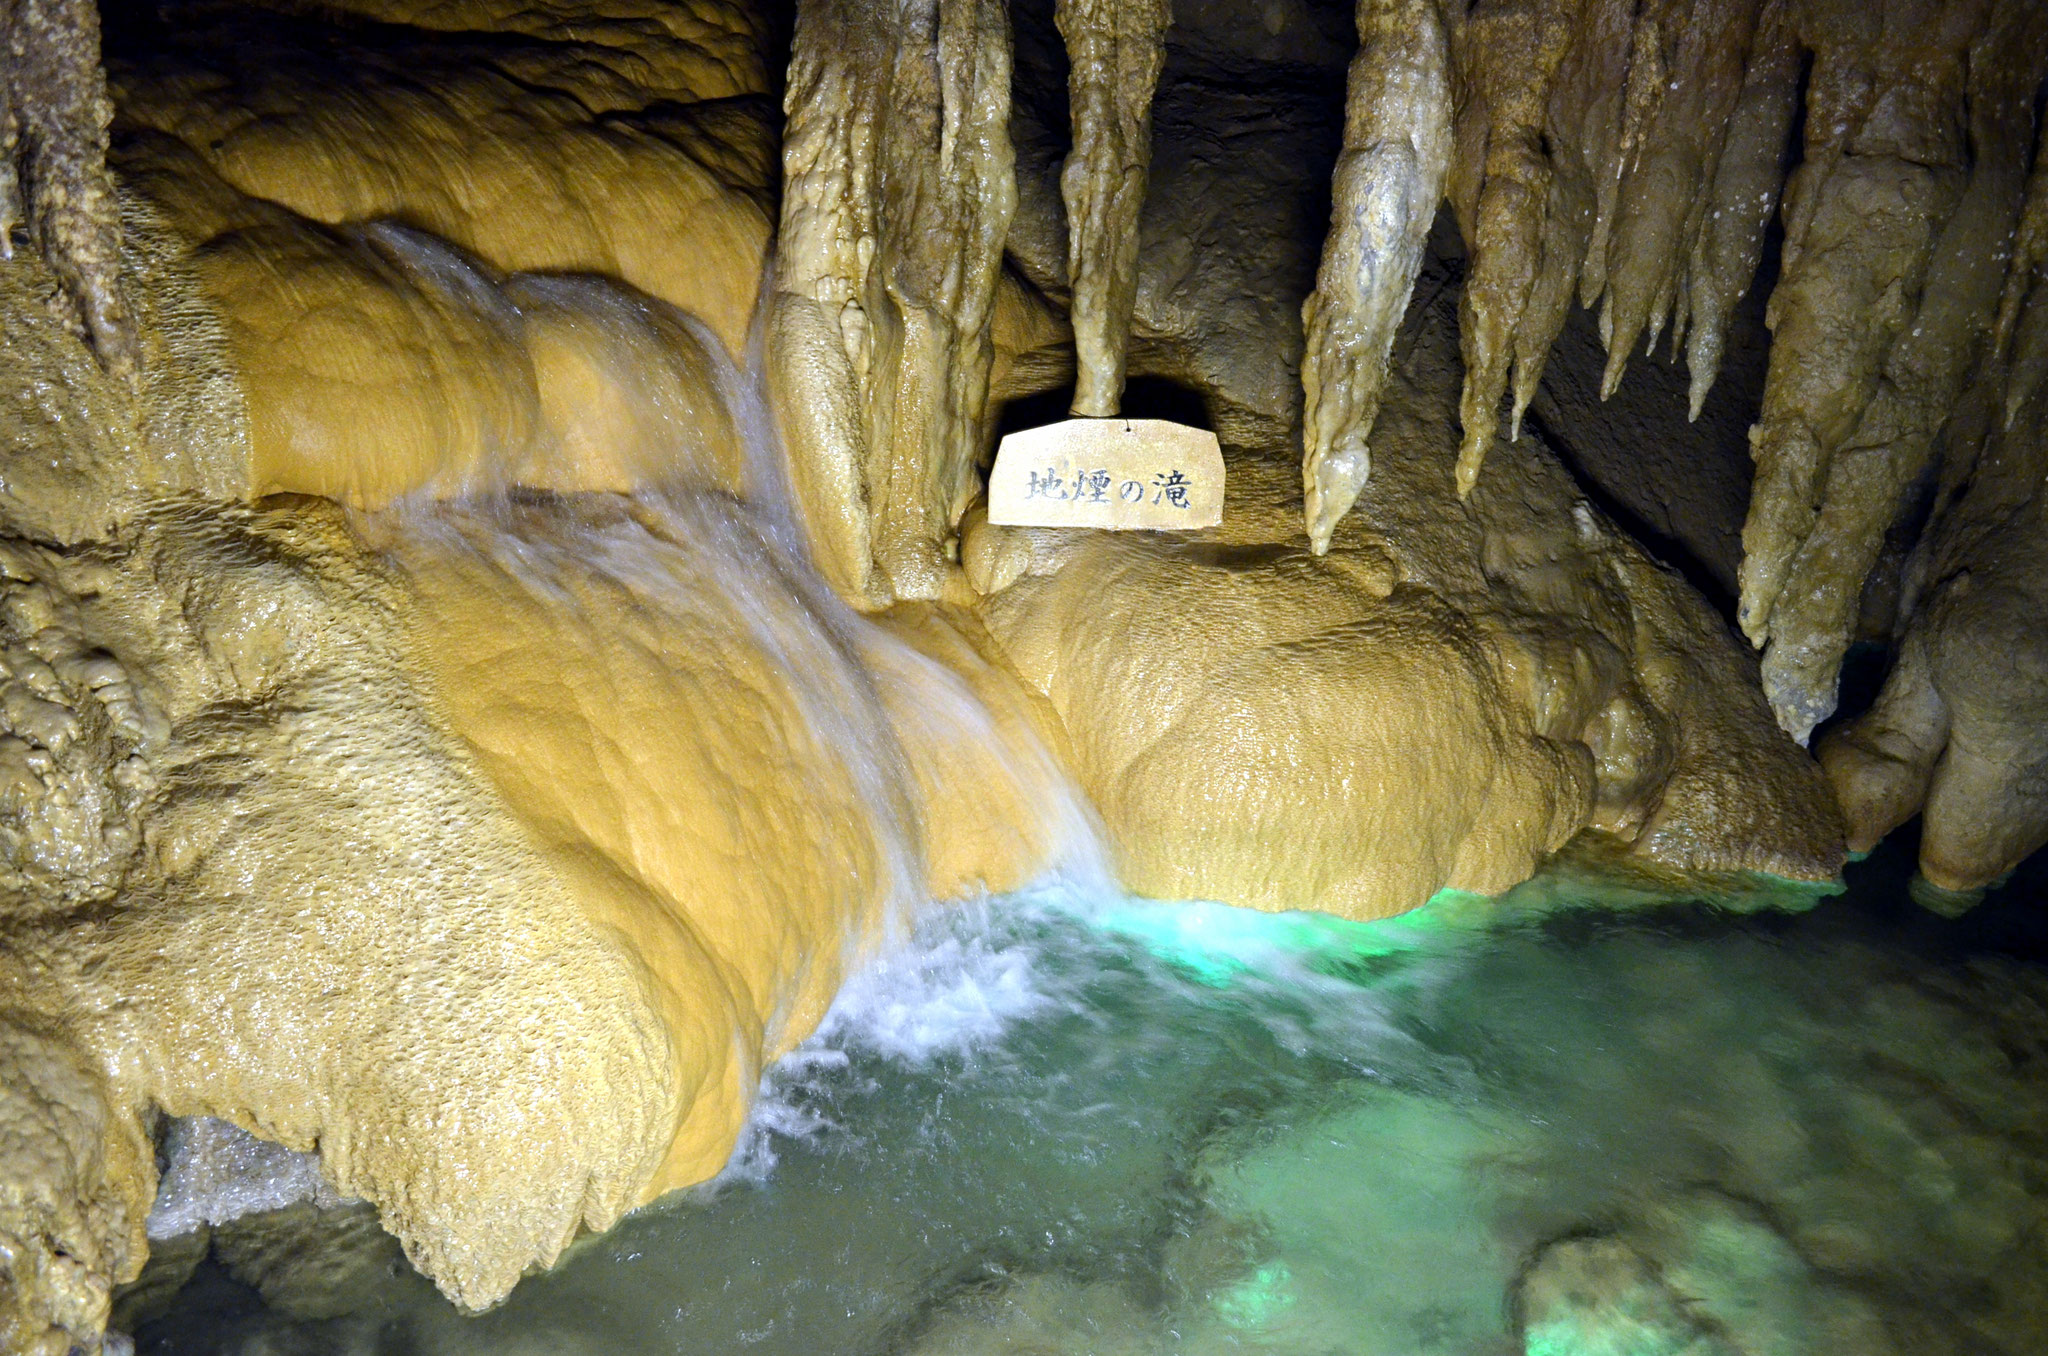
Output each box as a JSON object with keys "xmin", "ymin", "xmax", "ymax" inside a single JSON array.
[
  {"xmin": 0, "ymin": 204, "xmax": 1080, "ymax": 1351},
  {"xmin": 0, "ymin": 4, "xmax": 1058, "ymax": 1346},
  {"xmin": 0, "ymin": 0, "xmax": 2042, "ymax": 1346},
  {"xmin": 108, "ymin": 0, "xmax": 778, "ymax": 358},
  {"xmin": 1299, "ymin": 0, "xmax": 1452, "ymax": 553},
  {"xmin": 1286, "ymin": 0, "xmax": 2048, "ymax": 887},
  {"xmin": 770, "ymin": 0, "xmax": 1016, "ymax": 602},
  {"xmin": 970, "ymin": 246, "xmax": 1840, "ymax": 917},
  {"xmin": 1057, "ymin": 0, "xmax": 1170, "ymax": 417}
]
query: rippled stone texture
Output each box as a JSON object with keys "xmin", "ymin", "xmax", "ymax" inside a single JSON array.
[
  {"xmin": 0, "ymin": 236, "xmax": 1079, "ymax": 1353},
  {"xmin": 1284, "ymin": 0, "xmax": 2048, "ymax": 887},
  {"xmin": 2, "ymin": 0, "xmax": 135, "ymax": 379},
  {"xmin": 771, "ymin": 0, "xmax": 1016, "ymax": 602}
]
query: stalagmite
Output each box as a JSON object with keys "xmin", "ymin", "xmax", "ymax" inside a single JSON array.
[
  {"xmin": 1057, "ymin": 0, "xmax": 1169, "ymax": 418},
  {"xmin": 772, "ymin": 0, "xmax": 1015, "ymax": 603},
  {"xmin": 1447, "ymin": 0, "xmax": 1579, "ymax": 498},
  {"xmin": 1, "ymin": 0, "xmax": 136, "ymax": 379},
  {"xmin": 1298, "ymin": 0, "xmax": 1453, "ymax": 553},
  {"xmin": 1681, "ymin": 0, "xmax": 1797, "ymax": 419}
]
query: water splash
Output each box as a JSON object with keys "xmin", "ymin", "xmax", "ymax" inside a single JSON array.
[{"xmin": 130, "ymin": 855, "xmax": 2048, "ymax": 1356}]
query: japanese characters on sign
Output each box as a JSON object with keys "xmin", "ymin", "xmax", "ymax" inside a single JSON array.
[
  {"xmin": 1024, "ymin": 466, "xmax": 1192, "ymax": 509},
  {"xmin": 988, "ymin": 418, "xmax": 1223, "ymax": 530}
]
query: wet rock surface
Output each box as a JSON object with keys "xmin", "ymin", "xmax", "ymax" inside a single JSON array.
[{"xmin": 0, "ymin": 0, "xmax": 2045, "ymax": 1347}]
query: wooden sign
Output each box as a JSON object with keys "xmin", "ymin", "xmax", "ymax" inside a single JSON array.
[{"xmin": 989, "ymin": 418, "xmax": 1224, "ymax": 530}]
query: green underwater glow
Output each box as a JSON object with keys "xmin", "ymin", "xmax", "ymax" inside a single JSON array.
[
  {"xmin": 1210, "ymin": 1261, "xmax": 1297, "ymax": 1330},
  {"xmin": 1089, "ymin": 891, "xmax": 1466, "ymax": 988},
  {"xmin": 127, "ymin": 841, "xmax": 2048, "ymax": 1356}
]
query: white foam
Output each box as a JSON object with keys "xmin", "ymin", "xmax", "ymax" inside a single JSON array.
[
  {"xmin": 146, "ymin": 1117, "xmax": 349, "ymax": 1239},
  {"xmin": 713, "ymin": 885, "xmax": 1088, "ymax": 1183},
  {"xmin": 812, "ymin": 908, "xmax": 1057, "ymax": 1061}
]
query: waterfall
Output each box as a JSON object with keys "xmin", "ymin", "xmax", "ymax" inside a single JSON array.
[{"xmin": 141, "ymin": 229, "xmax": 1111, "ymax": 1260}]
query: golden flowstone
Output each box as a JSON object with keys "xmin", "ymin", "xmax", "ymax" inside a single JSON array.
[{"xmin": 988, "ymin": 417, "xmax": 1223, "ymax": 530}]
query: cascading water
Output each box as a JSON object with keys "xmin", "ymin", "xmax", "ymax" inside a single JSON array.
[
  {"xmin": 130, "ymin": 231, "xmax": 1116, "ymax": 1305},
  {"xmin": 107, "ymin": 208, "xmax": 2048, "ymax": 1356}
]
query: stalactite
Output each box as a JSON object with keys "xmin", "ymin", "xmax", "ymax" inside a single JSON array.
[
  {"xmin": 1736, "ymin": 8, "xmax": 1958, "ymax": 652},
  {"xmin": 1595, "ymin": 0, "xmax": 1758, "ymax": 400},
  {"xmin": 1297, "ymin": 0, "xmax": 2048, "ymax": 757},
  {"xmin": 772, "ymin": 0, "xmax": 1014, "ymax": 603},
  {"xmin": 1057, "ymin": 0, "xmax": 1169, "ymax": 418},
  {"xmin": 869, "ymin": 0, "xmax": 1016, "ymax": 600},
  {"xmin": 1504, "ymin": 0, "xmax": 1630, "ymax": 435},
  {"xmin": 1751, "ymin": 0, "xmax": 2048, "ymax": 740},
  {"xmin": 2, "ymin": 0, "xmax": 137, "ymax": 380},
  {"xmin": 1, "ymin": 76, "xmax": 18, "ymax": 245},
  {"xmin": 1278, "ymin": 0, "xmax": 2048, "ymax": 790},
  {"xmin": 1566, "ymin": 0, "xmax": 1639, "ymax": 318},
  {"xmin": 1446, "ymin": 0, "xmax": 1580, "ymax": 498},
  {"xmin": 1299, "ymin": 0, "xmax": 1453, "ymax": 553},
  {"xmin": 1681, "ymin": 0, "xmax": 1797, "ymax": 420},
  {"xmin": 772, "ymin": 0, "xmax": 886, "ymax": 599},
  {"xmin": 1737, "ymin": 0, "xmax": 2011, "ymax": 741},
  {"xmin": 1995, "ymin": 134, "xmax": 2048, "ymax": 429}
]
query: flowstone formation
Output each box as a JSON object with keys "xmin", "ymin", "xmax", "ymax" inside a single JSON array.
[
  {"xmin": 0, "ymin": 0, "xmax": 2039, "ymax": 1347},
  {"xmin": 0, "ymin": 1, "xmax": 1081, "ymax": 1348},
  {"xmin": 769, "ymin": 0, "xmax": 2048, "ymax": 820},
  {"xmin": 968, "ymin": 239, "xmax": 1840, "ymax": 915}
]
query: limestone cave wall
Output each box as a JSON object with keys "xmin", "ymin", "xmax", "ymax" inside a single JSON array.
[{"xmin": 0, "ymin": 0, "xmax": 2043, "ymax": 1350}]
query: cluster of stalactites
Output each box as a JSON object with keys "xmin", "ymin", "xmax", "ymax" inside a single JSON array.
[
  {"xmin": 1302, "ymin": 0, "xmax": 2048, "ymax": 739},
  {"xmin": 2, "ymin": 0, "xmax": 135, "ymax": 380},
  {"xmin": 1304, "ymin": 0, "xmax": 1799, "ymax": 527},
  {"xmin": 774, "ymin": 0, "xmax": 1171, "ymax": 601},
  {"xmin": 773, "ymin": 0, "xmax": 1015, "ymax": 603}
]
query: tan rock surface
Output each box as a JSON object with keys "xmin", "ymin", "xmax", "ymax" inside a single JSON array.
[
  {"xmin": 0, "ymin": 154, "xmax": 1068, "ymax": 1350},
  {"xmin": 5, "ymin": 0, "xmax": 2046, "ymax": 1346},
  {"xmin": 72, "ymin": 131, "xmax": 750, "ymax": 511},
  {"xmin": 108, "ymin": 0, "xmax": 777, "ymax": 359},
  {"xmin": 2, "ymin": 0, "xmax": 135, "ymax": 378},
  {"xmin": 971, "ymin": 252, "xmax": 1840, "ymax": 918},
  {"xmin": 770, "ymin": 0, "xmax": 1016, "ymax": 602},
  {"xmin": 1057, "ymin": 0, "xmax": 1170, "ymax": 418}
]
